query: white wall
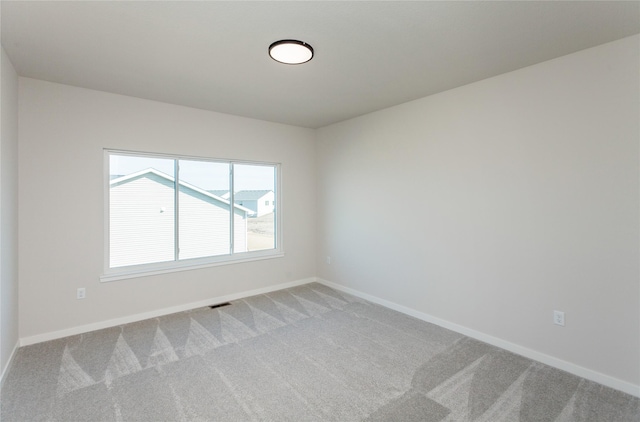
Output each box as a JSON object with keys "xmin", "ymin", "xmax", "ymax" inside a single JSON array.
[
  {"xmin": 317, "ymin": 36, "xmax": 640, "ymax": 390},
  {"xmin": 18, "ymin": 78, "xmax": 316, "ymax": 339},
  {"xmin": 1, "ymin": 46, "xmax": 20, "ymax": 377}
]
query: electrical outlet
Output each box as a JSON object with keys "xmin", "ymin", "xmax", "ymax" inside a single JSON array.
[
  {"xmin": 326, "ymin": 256, "xmax": 331, "ymax": 264},
  {"xmin": 553, "ymin": 310, "xmax": 565, "ymax": 326},
  {"xmin": 77, "ymin": 288, "xmax": 86, "ymax": 300}
]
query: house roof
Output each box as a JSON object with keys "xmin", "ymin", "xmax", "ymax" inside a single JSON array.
[
  {"xmin": 110, "ymin": 168, "xmax": 252, "ymax": 214},
  {"xmin": 207, "ymin": 190, "xmax": 229, "ymax": 198},
  {"xmin": 233, "ymin": 190, "xmax": 273, "ymax": 201}
]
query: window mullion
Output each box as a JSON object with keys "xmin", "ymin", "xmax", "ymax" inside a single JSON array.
[
  {"xmin": 174, "ymin": 159, "xmax": 180, "ymax": 262},
  {"xmin": 229, "ymin": 163, "xmax": 234, "ymax": 255}
]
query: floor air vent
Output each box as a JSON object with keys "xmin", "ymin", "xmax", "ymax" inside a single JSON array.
[{"xmin": 209, "ymin": 302, "xmax": 231, "ymax": 309}]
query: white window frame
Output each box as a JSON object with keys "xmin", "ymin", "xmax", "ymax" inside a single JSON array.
[{"xmin": 101, "ymin": 149, "xmax": 283, "ymax": 282}]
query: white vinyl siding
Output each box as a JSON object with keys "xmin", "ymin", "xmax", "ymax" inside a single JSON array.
[
  {"xmin": 256, "ymin": 191, "xmax": 275, "ymax": 216},
  {"xmin": 234, "ymin": 190, "xmax": 275, "ymax": 217},
  {"xmin": 178, "ymin": 189, "xmax": 247, "ymax": 260},
  {"xmin": 110, "ymin": 173, "xmax": 175, "ymax": 268},
  {"xmin": 233, "ymin": 209, "xmax": 248, "ymax": 252}
]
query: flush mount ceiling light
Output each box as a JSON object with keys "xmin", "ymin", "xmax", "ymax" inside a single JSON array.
[{"xmin": 269, "ymin": 39, "xmax": 314, "ymax": 65}]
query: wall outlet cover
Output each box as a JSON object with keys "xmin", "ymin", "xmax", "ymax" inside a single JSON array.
[{"xmin": 553, "ymin": 310, "xmax": 565, "ymax": 326}]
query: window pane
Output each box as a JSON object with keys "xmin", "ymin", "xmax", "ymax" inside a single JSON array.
[
  {"xmin": 109, "ymin": 155, "xmax": 175, "ymax": 268},
  {"xmin": 178, "ymin": 160, "xmax": 231, "ymax": 260},
  {"xmin": 233, "ymin": 164, "xmax": 276, "ymax": 252}
]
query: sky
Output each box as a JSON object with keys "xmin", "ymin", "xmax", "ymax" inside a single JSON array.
[{"xmin": 110, "ymin": 154, "xmax": 275, "ymax": 191}]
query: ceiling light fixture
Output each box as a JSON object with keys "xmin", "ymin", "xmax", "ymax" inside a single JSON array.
[{"xmin": 269, "ymin": 40, "xmax": 314, "ymax": 65}]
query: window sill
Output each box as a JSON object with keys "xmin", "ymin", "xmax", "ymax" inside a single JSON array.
[{"xmin": 100, "ymin": 250, "xmax": 284, "ymax": 282}]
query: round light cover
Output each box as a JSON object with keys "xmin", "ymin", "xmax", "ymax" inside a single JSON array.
[{"xmin": 269, "ymin": 40, "xmax": 314, "ymax": 65}]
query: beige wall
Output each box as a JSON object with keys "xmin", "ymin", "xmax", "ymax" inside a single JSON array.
[
  {"xmin": 1, "ymin": 46, "xmax": 20, "ymax": 376},
  {"xmin": 317, "ymin": 36, "xmax": 640, "ymax": 388},
  {"xmin": 18, "ymin": 78, "xmax": 316, "ymax": 339}
]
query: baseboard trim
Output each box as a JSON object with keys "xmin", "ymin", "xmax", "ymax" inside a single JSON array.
[
  {"xmin": 20, "ymin": 277, "xmax": 316, "ymax": 347},
  {"xmin": 0, "ymin": 340, "xmax": 19, "ymax": 389},
  {"xmin": 318, "ymin": 278, "xmax": 640, "ymax": 398}
]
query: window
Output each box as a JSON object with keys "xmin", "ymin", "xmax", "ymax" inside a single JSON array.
[
  {"xmin": 103, "ymin": 150, "xmax": 281, "ymax": 281},
  {"xmin": 265, "ymin": 200, "xmax": 270, "ymax": 206}
]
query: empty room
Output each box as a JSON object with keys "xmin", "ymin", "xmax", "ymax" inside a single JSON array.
[{"xmin": 1, "ymin": 1, "xmax": 639, "ymax": 421}]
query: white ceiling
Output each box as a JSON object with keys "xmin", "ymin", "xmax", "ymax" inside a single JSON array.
[{"xmin": 2, "ymin": 1, "xmax": 639, "ymax": 129}]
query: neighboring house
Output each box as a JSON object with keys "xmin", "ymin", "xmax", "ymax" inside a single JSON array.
[
  {"xmin": 110, "ymin": 169, "xmax": 251, "ymax": 268},
  {"xmin": 233, "ymin": 190, "xmax": 275, "ymax": 217}
]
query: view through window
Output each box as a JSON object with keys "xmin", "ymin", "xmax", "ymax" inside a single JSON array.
[{"xmin": 108, "ymin": 152, "xmax": 277, "ymax": 271}]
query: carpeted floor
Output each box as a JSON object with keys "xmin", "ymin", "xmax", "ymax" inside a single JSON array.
[{"xmin": 1, "ymin": 283, "xmax": 638, "ymax": 421}]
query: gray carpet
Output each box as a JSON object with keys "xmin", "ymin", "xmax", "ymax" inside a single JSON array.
[{"xmin": 1, "ymin": 283, "xmax": 638, "ymax": 421}]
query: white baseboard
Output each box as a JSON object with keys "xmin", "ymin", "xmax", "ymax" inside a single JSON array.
[
  {"xmin": 0, "ymin": 340, "xmax": 19, "ymax": 389},
  {"xmin": 317, "ymin": 278, "xmax": 640, "ymax": 398},
  {"xmin": 18, "ymin": 276, "xmax": 639, "ymax": 398},
  {"xmin": 20, "ymin": 277, "xmax": 316, "ymax": 347}
]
